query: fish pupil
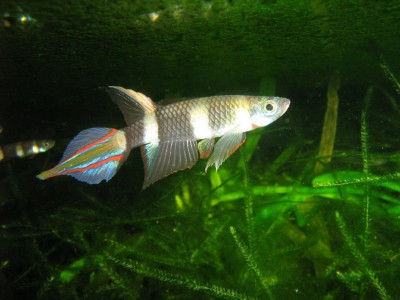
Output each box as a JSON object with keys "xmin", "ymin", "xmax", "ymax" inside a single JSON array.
[{"xmin": 265, "ymin": 103, "xmax": 274, "ymax": 111}]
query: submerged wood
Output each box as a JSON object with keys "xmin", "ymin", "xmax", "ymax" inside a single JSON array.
[{"xmin": 314, "ymin": 70, "xmax": 340, "ymax": 173}]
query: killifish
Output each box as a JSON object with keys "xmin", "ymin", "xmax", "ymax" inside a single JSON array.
[
  {"xmin": 0, "ymin": 140, "xmax": 55, "ymax": 162},
  {"xmin": 37, "ymin": 87, "xmax": 290, "ymax": 189}
]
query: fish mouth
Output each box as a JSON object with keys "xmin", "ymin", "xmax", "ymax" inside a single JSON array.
[{"xmin": 280, "ymin": 98, "xmax": 291, "ymax": 114}]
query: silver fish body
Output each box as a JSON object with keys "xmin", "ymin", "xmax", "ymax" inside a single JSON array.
[
  {"xmin": 116, "ymin": 93, "xmax": 290, "ymax": 145},
  {"xmin": 110, "ymin": 87, "xmax": 290, "ymax": 188}
]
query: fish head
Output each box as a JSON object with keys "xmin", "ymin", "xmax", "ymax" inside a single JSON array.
[
  {"xmin": 249, "ymin": 96, "xmax": 290, "ymax": 128},
  {"xmin": 38, "ymin": 140, "xmax": 56, "ymax": 152}
]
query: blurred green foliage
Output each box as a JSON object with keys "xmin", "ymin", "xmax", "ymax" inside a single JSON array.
[{"xmin": 3, "ymin": 72, "xmax": 400, "ymax": 298}]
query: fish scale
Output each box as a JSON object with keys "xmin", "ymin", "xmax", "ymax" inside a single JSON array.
[
  {"xmin": 157, "ymin": 100, "xmax": 197, "ymax": 140},
  {"xmin": 123, "ymin": 120, "xmax": 145, "ymax": 149},
  {"xmin": 157, "ymin": 96, "xmax": 247, "ymax": 140},
  {"xmin": 207, "ymin": 97, "xmax": 248, "ymax": 135}
]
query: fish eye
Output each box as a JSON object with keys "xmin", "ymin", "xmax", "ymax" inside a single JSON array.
[{"xmin": 264, "ymin": 101, "xmax": 276, "ymax": 113}]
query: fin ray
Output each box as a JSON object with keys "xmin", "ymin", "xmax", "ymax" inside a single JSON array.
[
  {"xmin": 61, "ymin": 128, "xmax": 116, "ymax": 161},
  {"xmin": 198, "ymin": 138, "xmax": 215, "ymax": 159},
  {"xmin": 37, "ymin": 128, "xmax": 128, "ymax": 184},
  {"xmin": 141, "ymin": 140, "xmax": 198, "ymax": 189},
  {"xmin": 107, "ymin": 86, "xmax": 157, "ymax": 125},
  {"xmin": 206, "ymin": 133, "xmax": 246, "ymax": 171}
]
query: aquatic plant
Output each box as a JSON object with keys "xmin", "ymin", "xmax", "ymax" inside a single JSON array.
[
  {"xmin": 1, "ymin": 0, "xmax": 400, "ymax": 293},
  {"xmin": 3, "ymin": 69, "xmax": 400, "ymax": 298}
]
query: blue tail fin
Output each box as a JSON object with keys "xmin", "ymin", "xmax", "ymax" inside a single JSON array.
[{"xmin": 37, "ymin": 128, "xmax": 128, "ymax": 184}]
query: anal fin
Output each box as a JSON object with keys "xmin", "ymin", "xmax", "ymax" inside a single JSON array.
[{"xmin": 141, "ymin": 140, "xmax": 199, "ymax": 189}]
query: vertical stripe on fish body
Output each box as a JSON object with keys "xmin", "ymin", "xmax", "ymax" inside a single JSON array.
[
  {"xmin": 153, "ymin": 96, "xmax": 252, "ymax": 141},
  {"xmin": 0, "ymin": 140, "xmax": 55, "ymax": 162},
  {"xmin": 37, "ymin": 86, "xmax": 290, "ymax": 189}
]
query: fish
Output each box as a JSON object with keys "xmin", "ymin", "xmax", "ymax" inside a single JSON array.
[
  {"xmin": 0, "ymin": 140, "xmax": 55, "ymax": 162},
  {"xmin": 37, "ymin": 86, "xmax": 290, "ymax": 189}
]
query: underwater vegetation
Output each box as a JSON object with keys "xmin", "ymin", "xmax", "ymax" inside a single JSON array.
[{"xmin": 1, "ymin": 63, "xmax": 400, "ymax": 299}]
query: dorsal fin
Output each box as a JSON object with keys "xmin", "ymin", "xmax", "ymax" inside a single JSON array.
[{"xmin": 106, "ymin": 86, "xmax": 157, "ymax": 125}]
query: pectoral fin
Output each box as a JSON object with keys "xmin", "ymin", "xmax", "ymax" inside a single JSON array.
[
  {"xmin": 206, "ymin": 133, "xmax": 246, "ymax": 171},
  {"xmin": 141, "ymin": 140, "xmax": 198, "ymax": 189},
  {"xmin": 198, "ymin": 138, "xmax": 215, "ymax": 159}
]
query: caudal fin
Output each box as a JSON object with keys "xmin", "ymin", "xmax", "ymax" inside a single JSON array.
[{"xmin": 37, "ymin": 128, "xmax": 128, "ymax": 184}]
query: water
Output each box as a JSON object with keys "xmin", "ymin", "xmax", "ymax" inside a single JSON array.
[{"xmin": 1, "ymin": 1, "xmax": 400, "ymax": 299}]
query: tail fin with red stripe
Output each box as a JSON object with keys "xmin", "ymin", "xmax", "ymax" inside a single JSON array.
[{"xmin": 37, "ymin": 128, "xmax": 128, "ymax": 184}]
